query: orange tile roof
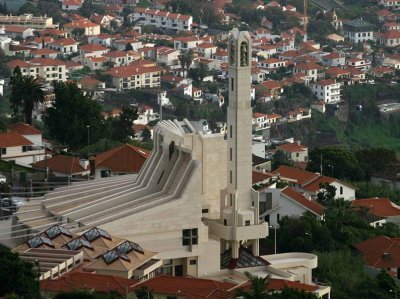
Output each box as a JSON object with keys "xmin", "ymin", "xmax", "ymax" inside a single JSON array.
[
  {"xmin": 80, "ymin": 43, "xmax": 109, "ymax": 52},
  {"xmin": 31, "ymin": 48, "xmax": 59, "ymax": 55},
  {"xmin": 354, "ymin": 235, "xmax": 400, "ymax": 269},
  {"xmin": 105, "ymin": 65, "xmax": 163, "ymax": 78},
  {"xmin": 7, "ymin": 123, "xmax": 41, "ymax": 135},
  {"xmin": 0, "ymin": 132, "xmax": 34, "ymax": 147},
  {"xmin": 40, "ymin": 271, "xmax": 137, "ymax": 295},
  {"xmin": 252, "ymin": 170, "xmax": 274, "ymax": 184},
  {"xmin": 64, "ymin": 19, "xmax": 99, "ymax": 28},
  {"xmin": 273, "ymin": 165, "xmax": 319, "ymax": 185},
  {"xmin": 132, "ymin": 275, "xmax": 235, "ymax": 299},
  {"xmin": 6, "ymin": 59, "xmax": 30, "ymax": 68},
  {"xmin": 95, "ymin": 144, "xmax": 149, "ymax": 173},
  {"xmin": 276, "ymin": 143, "xmax": 307, "ymax": 153},
  {"xmin": 281, "ymin": 187, "xmax": 325, "ymax": 216},
  {"xmin": 301, "ymin": 176, "xmax": 335, "ymax": 192},
  {"xmin": 32, "ymin": 155, "xmax": 88, "ymax": 174},
  {"xmin": 49, "ymin": 38, "xmax": 78, "ymax": 46},
  {"xmin": 352, "ymin": 198, "xmax": 400, "ymax": 217},
  {"xmin": 4, "ymin": 25, "xmax": 31, "ymax": 33}
]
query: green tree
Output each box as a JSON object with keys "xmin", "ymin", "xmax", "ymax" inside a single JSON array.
[
  {"xmin": 134, "ymin": 286, "xmax": 154, "ymax": 299},
  {"xmin": 188, "ymin": 63, "xmax": 208, "ymax": 84},
  {"xmin": 0, "ymin": 249, "xmax": 40, "ymax": 299},
  {"xmin": 125, "ymin": 43, "xmax": 133, "ymax": 51},
  {"xmin": 235, "ymin": 271, "xmax": 270, "ymax": 299},
  {"xmin": 10, "ymin": 71, "xmax": 46, "ymax": 125},
  {"xmin": 178, "ymin": 50, "xmax": 193, "ymax": 78},
  {"xmin": 141, "ymin": 127, "xmax": 152, "ymax": 142},
  {"xmin": 43, "ymin": 82, "xmax": 106, "ymax": 150},
  {"xmin": 71, "ymin": 28, "xmax": 85, "ymax": 41},
  {"xmin": 109, "ymin": 106, "xmax": 138, "ymax": 142},
  {"xmin": 316, "ymin": 183, "xmax": 336, "ymax": 206}
]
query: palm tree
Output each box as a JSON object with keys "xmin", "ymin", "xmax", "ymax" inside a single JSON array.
[
  {"xmin": 236, "ymin": 271, "xmax": 270, "ymax": 299},
  {"xmin": 10, "ymin": 74, "xmax": 46, "ymax": 125}
]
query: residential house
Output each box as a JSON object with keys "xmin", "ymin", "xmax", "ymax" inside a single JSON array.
[
  {"xmin": 352, "ymin": 198, "xmax": 400, "ymax": 225},
  {"xmin": 103, "ymin": 50, "xmax": 140, "ymax": 67},
  {"xmin": 62, "ymin": 0, "xmax": 84, "ymax": 11},
  {"xmin": 258, "ymin": 58, "xmax": 287, "ymax": 71},
  {"xmin": 155, "ymin": 46, "xmax": 179, "ymax": 66},
  {"xmin": 379, "ymin": 30, "xmax": 400, "ymax": 47},
  {"xmin": 80, "ymin": 43, "xmax": 110, "ymax": 59},
  {"xmin": 3, "ymin": 26, "xmax": 35, "ymax": 40},
  {"xmin": 30, "ymin": 48, "xmax": 59, "ymax": 59},
  {"xmin": 255, "ymin": 44, "xmax": 278, "ymax": 59},
  {"xmin": 261, "ymin": 187, "xmax": 325, "ymax": 227},
  {"xmin": 32, "ymin": 155, "xmax": 90, "ymax": 178},
  {"xmin": 273, "ymin": 165, "xmax": 356, "ymax": 200},
  {"xmin": 321, "ymin": 53, "xmax": 346, "ymax": 67},
  {"xmin": 251, "ymin": 67, "xmax": 267, "ymax": 83},
  {"xmin": 92, "ymin": 144, "xmax": 150, "ymax": 178},
  {"xmin": 88, "ymin": 34, "xmax": 113, "ymax": 47},
  {"xmin": 7, "ymin": 123, "xmax": 44, "ymax": 147},
  {"xmin": 89, "ymin": 13, "xmax": 114, "ymax": 28},
  {"xmin": 196, "ymin": 42, "xmax": 218, "ymax": 59},
  {"xmin": 112, "ymin": 39, "xmax": 142, "ymax": 51},
  {"xmin": 63, "ymin": 19, "xmax": 101, "ymax": 36},
  {"xmin": 266, "ymin": 113, "xmax": 282, "ymax": 124},
  {"xmin": 134, "ymin": 104, "xmax": 159, "ymax": 125},
  {"xmin": 47, "ymin": 38, "xmax": 79, "ymax": 57},
  {"xmin": 346, "ymin": 57, "xmax": 371, "ymax": 72},
  {"xmin": 293, "ymin": 62, "xmax": 324, "ymax": 82},
  {"xmin": 252, "ymin": 113, "xmax": 271, "ymax": 131},
  {"xmin": 173, "ymin": 36, "xmax": 204, "ymax": 51},
  {"xmin": 343, "ymin": 19, "xmax": 374, "ymax": 43},
  {"xmin": 369, "ymin": 66, "xmax": 396, "ymax": 78},
  {"xmin": 353, "ymin": 235, "xmax": 400, "ymax": 278},
  {"xmin": 287, "ymin": 108, "xmax": 312, "ymax": 122},
  {"xmin": 0, "ymin": 132, "xmax": 46, "ymax": 166},
  {"xmin": 383, "ymin": 22, "xmax": 400, "ymax": 31},
  {"xmin": 311, "ymin": 79, "xmax": 341, "ymax": 103},
  {"xmin": 77, "ymin": 76, "xmax": 106, "ymax": 99},
  {"xmin": 382, "ymin": 56, "xmax": 400, "ymax": 69},
  {"xmin": 131, "ymin": 8, "xmax": 193, "ymax": 32},
  {"xmin": 276, "ymin": 142, "xmax": 308, "ymax": 163},
  {"xmin": 212, "ymin": 48, "xmax": 228, "ymax": 62},
  {"xmin": 258, "ymin": 80, "xmax": 284, "ymax": 101},
  {"xmin": 83, "ymin": 56, "xmax": 108, "ymax": 70}
]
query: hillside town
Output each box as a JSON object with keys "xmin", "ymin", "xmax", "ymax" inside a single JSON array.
[{"xmin": 1, "ymin": 0, "xmax": 400, "ymax": 298}]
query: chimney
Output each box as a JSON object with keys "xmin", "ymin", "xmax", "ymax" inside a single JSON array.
[
  {"xmin": 89, "ymin": 156, "xmax": 96, "ymax": 176},
  {"xmin": 79, "ymin": 159, "xmax": 89, "ymax": 170}
]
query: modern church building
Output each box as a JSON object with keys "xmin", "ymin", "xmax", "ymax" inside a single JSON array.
[{"xmin": 4, "ymin": 32, "xmax": 328, "ymax": 296}]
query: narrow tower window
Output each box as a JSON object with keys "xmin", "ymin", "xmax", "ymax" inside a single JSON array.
[
  {"xmin": 230, "ymin": 148, "xmax": 232, "ymax": 161},
  {"xmin": 230, "ymin": 125, "xmax": 232, "ymax": 138},
  {"xmin": 231, "ymin": 78, "xmax": 234, "ymax": 91},
  {"xmin": 230, "ymin": 171, "xmax": 232, "ymax": 184}
]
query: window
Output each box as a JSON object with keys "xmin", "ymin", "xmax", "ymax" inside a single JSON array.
[
  {"xmin": 190, "ymin": 259, "xmax": 197, "ymax": 265},
  {"xmin": 296, "ymin": 153, "xmax": 299, "ymax": 157},
  {"xmin": 230, "ymin": 125, "xmax": 232, "ymax": 138},
  {"xmin": 230, "ymin": 193, "xmax": 233, "ymax": 206},
  {"xmin": 340, "ymin": 186, "xmax": 343, "ymax": 195},
  {"xmin": 231, "ymin": 78, "xmax": 234, "ymax": 91},
  {"xmin": 201, "ymin": 208, "xmax": 209, "ymax": 213},
  {"xmin": 245, "ymin": 220, "xmax": 250, "ymax": 226},
  {"xmin": 22, "ymin": 146, "xmax": 27, "ymax": 152},
  {"xmin": 230, "ymin": 171, "xmax": 232, "ymax": 184},
  {"xmin": 230, "ymin": 148, "xmax": 232, "ymax": 161},
  {"xmin": 277, "ymin": 214, "xmax": 280, "ymax": 222},
  {"xmin": 0, "ymin": 148, "xmax": 6, "ymax": 156},
  {"xmin": 224, "ymin": 219, "xmax": 227, "ymax": 225},
  {"xmin": 182, "ymin": 228, "xmax": 198, "ymax": 246}
]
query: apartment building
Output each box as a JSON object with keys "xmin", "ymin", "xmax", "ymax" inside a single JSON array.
[
  {"xmin": 47, "ymin": 38, "xmax": 79, "ymax": 56},
  {"xmin": 131, "ymin": 8, "xmax": 193, "ymax": 31},
  {"xmin": 105, "ymin": 63, "xmax": 164, "ymax": 90},
  {"xmin": 311, "ymin": 79, "xmax": 341, "ymax": 103},
  {"xmin": 293, "ymin": 61, "xmax": 324, "ymax": 82},
  {"xmin": 103, "ymin": 50, "xmax": 141, "ymax": 67},
  {"xmin": 7, "ymin": 58, "xmax": 67, "ymax": 82},
  {"xmin": 0, "ymin": 14, "xmax": 55, "ymax": 29},
  {"xmin": 379, "ymin": 0, "xmax": 400, "ymax": 10}
]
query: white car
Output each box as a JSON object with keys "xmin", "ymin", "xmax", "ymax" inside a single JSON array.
[{"xmin": 0, "ymin": 175, "xmax": 6, "ymax": 184}]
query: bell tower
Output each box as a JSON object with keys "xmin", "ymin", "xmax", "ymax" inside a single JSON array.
[{"xmin": 220, "ymin": 29, "xmax": 268, "ymax": 259}]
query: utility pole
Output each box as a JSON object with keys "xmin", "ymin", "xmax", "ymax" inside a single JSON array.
[
  {"xmin": 320, "ymin": 154, "xmax": 323, "ymax": 176},
  {"xmin": 303, "ymin": 0, "xmax": 308, "ymax": 33}
]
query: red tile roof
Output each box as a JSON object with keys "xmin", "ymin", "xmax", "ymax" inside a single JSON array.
[
  {"xmin": 276, "ymin": 143, "xmax": 307, "ymax": 153},
  {"xmin": 80, "ymin": 43, "xmax": 108, "ymax": 52},
  {"xmin": 0, "ymin": 132, "xmax": 34, "ymax": 147},
  {"xmin": 302, "ymin": 176, "xmax": 335, "ymax": 192},
  {"xmin": 7, "ymin": 123, "xmax": 41, "ymax": 135},
  {"xmin": 281, "ymin": 187, "xmax": 325, "ymax": 216},
  {"xmin": 132, "ymin": 275, "xmax": 235, "ymax": 299},
  {"xmin": 95, "ymin": 144, "xmax": 150, "ymax": 173},
  {"xmin": 354, "ymin": 235, "xmax": 400, "ymax": 269},
  {"xmin": 273, "ymin": 165, "xmax": 319, "ymax": 185},
  {"xmin": 32, "ymin": 155, "xmax": 88, "ymax": 174},
  {"xmin": 40, "ymin": 271, "xmax": 137, "ymax": 295},
  {"xmin": 252, "ymin": 171, "xmax": 274, "ymax": 184},
  {"xmin": 352, "ymin": 198, "xmax": 400, "ymax": 217}
]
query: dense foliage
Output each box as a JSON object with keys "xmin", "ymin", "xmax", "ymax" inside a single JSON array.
[{"xmin": 0, "ymin": 249, "xmax": 40, "ymax": 299}]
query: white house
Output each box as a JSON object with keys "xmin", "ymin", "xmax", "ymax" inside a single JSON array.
[
  {"xmin": 343, "ymin": 19, "xmax": 374, "ymax": 43},
  {"xmin": 62, "ymin": 0, "xmax": 83, "ymax": 11},
  {"xmin": 274, "ymin": 165, "xmax": 356, "ymax": 201},
  {"xmin": 252, "ymin": 113, "xmax": 271, "ymax": 131},
  {"xmin": 47, "ymin": 38, "xmax": 79, "ymax": 57},
  {"xmin": 275, "ymin": 142, "xmax": 308, "ymax": 163},
  {"xmin": 88, "ymin": 34, "xmax": 113, "ymax": 47},
  {"xmin": 261, "ymin": 187, "xmax": 325, "ymax": 227},
  {"xmin": 196, "ymin": 42, "xmax": 218, "ymax": 59},
  {"xmin": 131, "ymin": 8, "xmax": 193, "ymax": 32},
  {"xmin": 311, "ymin": 79, "xmax": 341, "ymax": 103}
]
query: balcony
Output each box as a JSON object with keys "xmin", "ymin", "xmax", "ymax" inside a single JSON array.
[{"xmin": 205, "ymin": 219, "xmax": 268, "ymax": 241}]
